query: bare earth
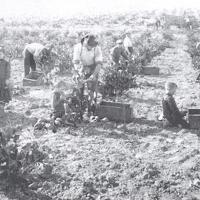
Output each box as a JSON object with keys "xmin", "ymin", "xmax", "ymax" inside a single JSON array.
[{"xmin": 1, "ymin": 30, "xmax": 200, "ymax": 200}]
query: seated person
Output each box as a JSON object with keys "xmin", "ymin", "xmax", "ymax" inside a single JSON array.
[
  {"xmin": 50, "ymin": 81, "xmax": 68, "ymax": 122},
  {"xmin": 162, "ymin": 82, "xmax": 190, "ymax": 129},
  {"xmin": 51, "ymin": 90, "xmax": 66, "ymax": 120}
]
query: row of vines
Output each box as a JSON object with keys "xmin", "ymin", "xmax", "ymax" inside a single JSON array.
[{"xmin": 101, "ymin": 31, "xmax": 171, "ymax": 97}]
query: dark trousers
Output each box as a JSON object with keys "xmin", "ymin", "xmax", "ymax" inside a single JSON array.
[
  {"xmin": 175, "ymin": 118, "xmax": 190, "ymax": 129},
  {"xmin": 128, "ymin": 47, "xmax": 134, "ymax": 54},
  {"xmin": 0, "ymin": 82, "xmax": 11, "ymax": 103},
  {"xmin": 24, "ymin": 50, "xmax": 36, "ymax": 76},
  {"xmin": 163, "ymin": 117, "xmax": 190, "ymax": 129}
]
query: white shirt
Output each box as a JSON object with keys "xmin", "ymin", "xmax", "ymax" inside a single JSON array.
[
  {"xmin": 123, "ymin": 36, "xmax": 132, "ymax": 52},
  {"xmin": 23, "ymin": 43, "xmax": 45, "ymax": 57},
  {"xmin": 73, "ymin": 43, "xmax": 103, "ymax": 67}
]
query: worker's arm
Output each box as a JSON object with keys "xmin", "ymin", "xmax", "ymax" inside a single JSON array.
[{"xmin": 121, "ymin": 47, "xmax": 129, "ymax": 61}]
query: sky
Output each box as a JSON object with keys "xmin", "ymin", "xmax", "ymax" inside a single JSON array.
[{"xmin": 1, "ymin": 0, "xmax": 200, "ymax": 19}]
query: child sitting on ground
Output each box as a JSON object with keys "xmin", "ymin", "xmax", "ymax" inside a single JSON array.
[
  {"xmin": 51, "ymin": 81, "xmax": 68, "ymax": 123},
  {"xmin": 0, "ymin": 46, "xmax": 11, "ymax": 104},
  {"xmin": 51, "ymin": 90, "xmax": 66, "ymax": 120},
  {"xmin": 162, "ymin": 82, "xmax": 190, "ymax": 129},
  {"xmin": 34, "ymin": 81, "xmax": 70, "ymax": 132}
]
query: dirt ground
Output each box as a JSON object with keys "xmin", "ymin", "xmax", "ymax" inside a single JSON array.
[{"xmin": 1, "ymin": 29, "xmax": 200, "ymax": 200}]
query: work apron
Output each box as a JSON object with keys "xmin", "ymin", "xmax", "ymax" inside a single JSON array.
[{"xmin": 80, "ymin": 46, "xmax": 99, "ymax": 92}]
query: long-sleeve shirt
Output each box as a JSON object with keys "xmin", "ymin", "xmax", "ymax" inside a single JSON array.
[
  {"xmin": 162, "ymin": 93, "xmax": 182, "ymax": 123},
  {"xmin": 73, "ymin": 43, "xmax": 103, "ymax": 67},
  {"xmin": 22, "ymin": 43, "xmax": 45, "ymax": 58},
  {"xmin": 0, "ymin": 59, "xmax": 10, "ymax": 85},
  {"xmin": 110, "ymin": 45, "xmax": 129, "ymax": 64}
]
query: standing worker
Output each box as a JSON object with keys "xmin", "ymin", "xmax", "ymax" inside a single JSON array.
[{"xmin": 73, "ymin": 34, "xmax": 103, "ymax": 116}]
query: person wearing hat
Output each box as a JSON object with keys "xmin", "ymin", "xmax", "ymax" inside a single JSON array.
[
  {"xmin": 110, "ymin": 39, "xmax": 129, "ymax": 68},
  {"xmin": 73, "ymin": 34, "xmax": 103, "ymax": 115},
  {"xmin": 22, "ymin": 43, "xmax": 54, "ymax": 77},
  {"xmin": 0, "ymin": 46, "xmax": 11, "ymax": 103}
]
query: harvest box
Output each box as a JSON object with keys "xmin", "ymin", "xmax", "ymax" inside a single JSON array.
[
  {"xmin": 23, "ymin": 71, "xmax": 44, "ymax": 87},
  {"xmin": 142, "ymin": 67, "xmax": 160, "ymax": 75},
  {"xmin": 95, "ymin": 101, "xmax": 133, "ymax": 122},
  {"xmin": 188, "ymin": 108, "xmax": 200, "ymax": 129}
]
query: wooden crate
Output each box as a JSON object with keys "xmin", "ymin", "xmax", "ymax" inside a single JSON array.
[
  {"xmin": 95, "ymin": 101, "xmax": 133, "ymax": 122},
  {"xmin": 23, "ymin": 71, "xmax": 44, "ymax": 87},
  {"xmin": 142, "ymin": 67, "xmax": 160, "ymax": 75},
  {"xmin": 188, "ymin": 108, "xmax": 200, "ymax": 129}
]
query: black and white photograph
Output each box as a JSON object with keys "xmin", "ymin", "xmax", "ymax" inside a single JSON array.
[{"xmin": 0, "ymin": 0, "xmax": 200, "ymax": 199}]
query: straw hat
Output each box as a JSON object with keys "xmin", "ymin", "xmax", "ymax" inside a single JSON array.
[{"xmin": 81, "ymin": 34, "xmax": 98, "ymax": 47}]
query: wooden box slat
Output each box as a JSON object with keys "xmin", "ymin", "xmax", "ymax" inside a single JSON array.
[
  {"xmin": 188, "ymin": 108, "xmax": 200, "ymax": 129},
  {"xmin": 142, "ymin": 67, "xmax": 160, "ymax": 75},
  {"xmin": 23, "ymin": 71, "xmax": 44, "ymax": 87},
  {"xmin": 95, "ymin": 101, "xmax": 133, "ymax": 122}
]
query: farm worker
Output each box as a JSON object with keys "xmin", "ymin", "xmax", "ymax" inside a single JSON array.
[
  {"xmin": 184, "ymin": 17, "xmax": 192, "ymax": 30},
  {"xmin": 22, "ymin": 43, "xmax": 53, "ymax": 77},
  {"xmin": 51, "ymin": 83, "xmax": 67, "ymax": 120},
  {"xmin": 155, "ymin": 18, "xmax": 161, "ymax": 30},
  {"xmin": 73, "ymin": 34, "xmax": 103, "ymax": 115},
  {"xmin": 49, "ymin": 80, "xmax": 69, "ymax": 131},
  {"xmin": 162, "ymin": 82, "xmax": 190, "ymax": 129},
  {"xmin": 0, "ymin": 46, "xmax": 12, "ymax": 104},
  {"xmin": 110, "ymin": 39, "xmax": 129, "ymax": 68},
  {"xmin": 123, "ymin": 31, "xmax": 134, "ymax": 56}
]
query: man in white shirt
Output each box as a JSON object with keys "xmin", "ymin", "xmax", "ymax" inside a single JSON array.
[
  {"xmin": 123, "ymin": 32, "xmax": 134, "ymax": 56},
  {"xmin": 23, "ymin": 43, "xmax": 53, "ymax": 77}
]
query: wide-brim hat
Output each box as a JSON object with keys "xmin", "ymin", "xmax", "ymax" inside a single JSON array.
[{"xmin": 81, "ymin": 34, "xmax": 98, "ymax": 47}]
